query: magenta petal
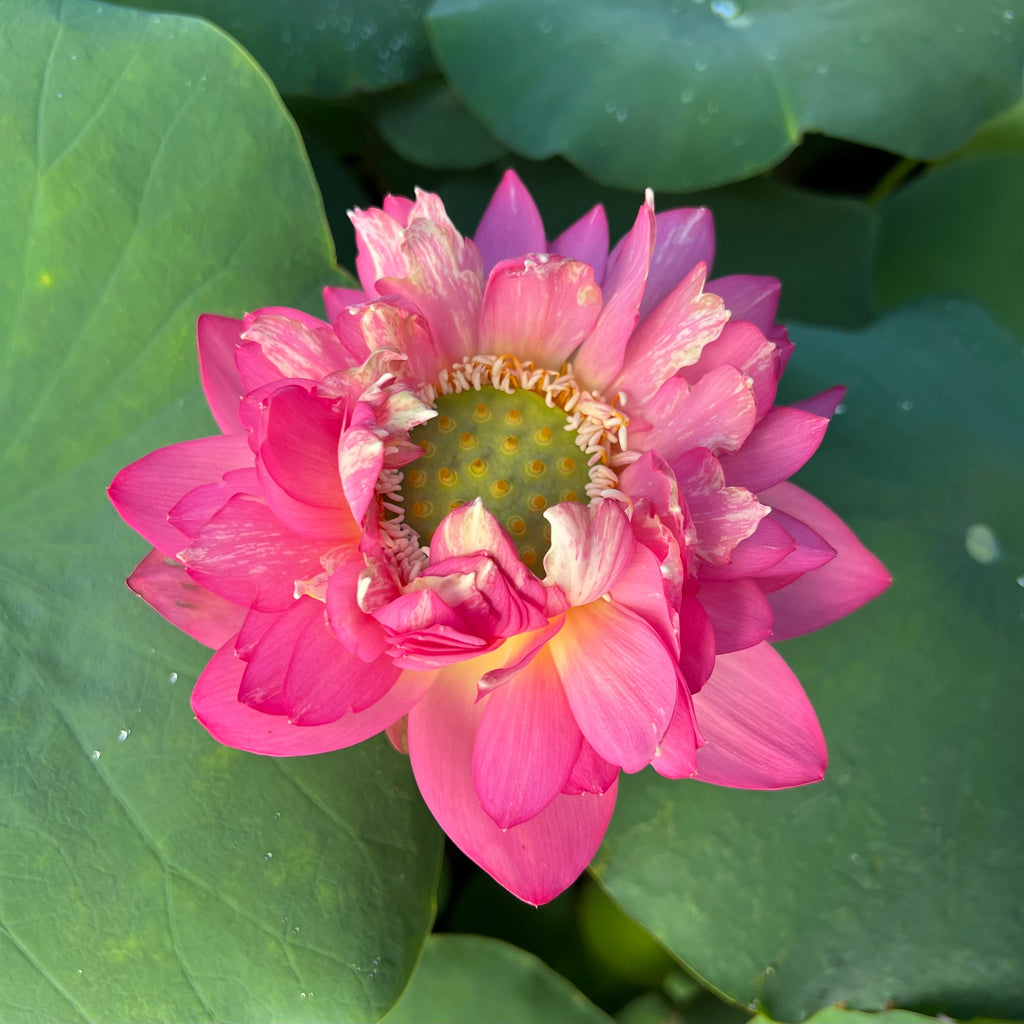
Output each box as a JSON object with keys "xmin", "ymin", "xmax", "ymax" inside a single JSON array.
[
  {"xmin": 692, "ymin": 642, "xmax": 827, "ymax": 789},
  {"xmin": 350, "ymin": 206, "xmax": 411, "ymax": 297},
  {"xmin": 707, "ymin": 274, "xmax": 781, "ymax": 334},
  {"xmin": 551, "ymin": 204, "xmax": 609, "ymax": 283},
  {"xmin": 543, "ymin": 500, "xmax": 634, "ymax": 606},
  {"xmin": 563, "ymin": 739, "xmax": 619, "ymax": 796},
  {"xmin": 719, "ymin": 404, "xmax": 832, "ymax": 493},
  {"xmin": 258, "ymin": 386, "xmax": 346, "ymax": 510},
  {"xmin": 642, "ymin": 364, "xmax": 758, "ymax": 461},
  {"xmin": 792, "ymin": 384, "xmax": 845, "ymax": 420},
  {"xmin": 639, "ymin": 207, "xmax": 715, "ymax": 320},
  {"xmin": 128, "ymin": 549, "xmax": 247, "ymax": 649},
  {"xmin": 651, "ymin": 686, "xmax": 701, "ymax": 779},
  {"xmin": 408, "ymin": 661, "xmax": 618, "ymax": 905},
  {"xmin": 754, "ymin": 510, "xmax": 836, "ymax": 590},
  {"xmin": 241, "ymin": 312, "xmax": 352, "ymax": 382},
  {"xmin": 682, "ymin": 320, "xmax": 780, "ymax": 417},
  {"xmin": 698, "ymin": 578, "xmax": 774, "ymax": 654},
  {"xmin": 573, "ymin": 197, "xmax": 655, "ymax": 391},
  {"xmin": 614, "ymin": 262, "xmax": 728, "ymax": 408},
  {"xmin": 759, "ymin": 482, "xmax": 891, "ymax": 638},
  {"xmin": 322, "ymin": 285, "xmax": 368, "ymax": 322},
  {"xmin": 478, "ymin": 256, "xmax": 602, "ymax": 367},
  {"xmin": 473, "ymin": 645, "xmax": 582, "ymax": 828},
  {"xmin": 325, "ymin": 559, "xmax": 389, "ymax": 661},
  {"xmin": 180, "ymin": 494, "xmax": 327, "ymax": 612},
  {"xmin": 551, "ymin": 600, "xmax": 677, "ymax": 772},
  {"xmin": 237, "ymin": 601, "xmax": 302, "ymax": 715},
  {"xmin": 197, "ymin": 314, "xmax": 246, "ymax": 433},
  {"xmin": 284, "ymin": 603, "xmax": 400, "ymax": 724},
  {"xmin": 193, "ymin": 640, "xmax": 435, "ymax": 756},
  {"xmin": 108, "ymin": 434, "xmax": 253, "ymax": 556},
  {"xmin": 699, "ymin": 516, "xmax": 796, "ymax": 582},
  {"xmin": 678, "ymin": 594, "xmax": 716, "ymax": 693},
  {"xmin": 474, "ymin": 169, "xmax": 547, "ymax": 274}
]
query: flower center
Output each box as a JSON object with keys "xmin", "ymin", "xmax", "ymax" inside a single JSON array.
[
  {"xmin": 376, "ymin": 354, "xmax": 634, "ymax": 581},
  {"xmin": 403, "ymin": 387, "xmax": 594, "ymax": 569}
]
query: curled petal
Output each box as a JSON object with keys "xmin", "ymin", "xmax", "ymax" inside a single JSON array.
[
  {"xmin": 698, "ymin": 578, "xmax": 774, "ymax": 654},
  {"xmin": 699, "ymin": 515, "xmax": 796, "ymax": 582},
  {"xmin": 693, "ymin": 642, "xmax": 827, "ymax": 789},
  {"xmin": 241, "ymin": 312, "xmax": 354, "ymax": 382},
  {"xmin": 478, "ymin": 255, "xmax": 602, "ymax": 367},
  {"xmin": 759, "ymin": 482, "xmax": 891, "ymax": 638},
  {"xmin": 408, "ymin": 658, "xmax": 618, "ymax": 905},
  {"xmin": 322, "ymin": 285, "xmax": 368, "ymax": 322},
  {"xmin": 562, "ymin": 739, "xmax": 619, "ymax": 796},
  {"xmin": 474, "ymin": 168, "xmax": 547, "ymax": 274},
  {"xmin": 473, "ymin": 645, "xmax": 582, "ymax": 828},
  {"xmin": 543, "ymin": 500, "xmax": 634, "ymax": 606},
  {"xmin": 681, "ymin": 320, "xmax": 780, "ymax": 417},
  {"xmin": 707, "ymin": 274, "xmax": 781, "ymax": 335},
  {"xmin": 651, "ymin": 686, "xmax": 702, "ymax": 779},
  {"xmin": 678, "ymin": 594, "xmax": 716, "ymax": 693}
]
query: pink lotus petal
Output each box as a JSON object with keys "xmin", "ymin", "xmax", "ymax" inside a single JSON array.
[
  {"xmin": 692, "ymin": 642, "xmax": 827, "ymax": 789},
  {"xmin": 543, "ymin": 500, "xmax": 634, "ymax": 606},
  {"xmin": 325, "ymin": 559, "xmax": 389, "ymax": 662},
  {"xmin": 407, "ymin": 660, "xmax": 617, "ymax": 905},
  {"xmin": 697, "ymin": 578, "xmax": 774, "ymax": 654},
  {"xmin": 614, "ymin": 262, "xmax": 728, "ymax": 408},
  {"xmin": 677, "ymin": 594, "xmax": 715, "ymax": 693},
  {"xmin": 241, "ymin": 312, "xmax": 352, "ymax": 382},
  {"xmin": 651, "ymin": 685, "xmax": 702, "ymax": 779},
  {"xmin": 197, "ymin": 314, "xmax": 246, "ymax": 433},
  {"xmin": 551, "ymin": 204, "xmax": 609, "ymax": 283},
  {"xmin": 322, "ymin": 285, "xmax": 368, "ymax": 322},
  {"xmin": 478, "ymin": 616, "xmax": 566, "ymax": 696},
  {"xmin": 473, "ymin": 645, "xmax": 582, "ymax": 828},
  {"xmin": 681, "ymin": 320, "xmax": 779, "ymax": 416},
  {"xmin": 378, "ymin": 210, "xmax": 483, "ymax": 368},
  {"xmin": 551, "ymin": 600, "xmax": 677, "ymax": 772},
  {"xmin": 754, "ymin": 509, "xmax": 836, "ymax": 591},
  {"xmin": 699, "ymin": 515, "xmax": 797, "ymax": 581},
  {"xmin": 257, "ymin": 385, "xmax": 347, "ymax": 511},
  {"xmin": 562, "ymin": 739, "xmax": 619, "ymax": 796},
  {"xmin": 179, "ymin": 494, "xmax": 328, "ymax": 612},
  {"xmin": 108, "ymin": 434, "xmax": 253, "ymax": 556},
  {"xmin": 284, "ymin": 600, "xmax": 400, "ymax": 723},
  {"xmin": 759, "ymin": 482, "xmax": 891, "ymax": 638},
  {"xmin": 350, "ymin": 206, "xmax": 411, "ymax": 297},
  {"xmin": 127, "ymin": 548, "xmax": 247, "ymax": 649},
  {"xmin": 337, "ymin": 422, "xmax": 385, "ymax": 526},
  {"xmin": 474, "ymin": 168, "xmax": 547, "ymax": 274},
  {"xmin": 478, "ymin": 255, "xmax": 602, "ymax": 367},
  {"xmin": 237, "ymin": 600, "xmax": 308, "ymax": 714},
  {"xmin": 671, "ymin": 447, "xmax": 768, "ymax": 564},
  {"xmin": 336, "ymin": 300, "xmax": 441, "ymax": 383},
  {"xmin": 254, "ymin": 458, "xmax": 352, "ymax": 541},
  {"xmin": 193, "ymin": 639, "xmax": 436, "ymax": 756},
  {"xmin": 719, "ymin": 404, "xmax": 833, "ymax": 493},
  {"xmin": 641, "ymin": 364, "xmax": 758, "ymax": 461},
  {"xmin": 573, "ymin": 196, "xmax": 655, "ymax": 391},
  {"xmin": 167, "ymin": 468, "xmax": 259, "ymax": 539},
  {"xmin": 640, "ymin": 207, "xmax": 715, "ymax": 320},
  {"xmin": 608, "ymin": 539, "xmax": 680, "ymax": 658},
  {"xmin": 792, "ymin": 385, "xmax": 845, "ymax": 420},
  {"xmin": 707, "ymin": 274, "xmax": 781, "ymax": 334}
]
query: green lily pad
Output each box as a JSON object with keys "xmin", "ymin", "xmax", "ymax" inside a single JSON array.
[
  {"xmin": 0, "ymin": 2, "xmax": 440, "ymax": 1021},
  {"xmin": 750, "ymin": 1008, "xmax": 946, "ymax": 1023},
  {"xmin": 593, "ymin": 300, "xmax": 1024, "ymax": 1021},
  {"xmin": 107, "ymin": 0, "xmax": 434, "ymax": 98},
  {"xmin": 427, "ymin": 0, "xmax": 1024, "ymax": 190},
  {"xmin": 381, "ymin": 934, "xmax": 613, "ymax": 1024},
  {"xmin": 873, "ymin": 153, "xmax": 1024, "ymax": 336}
]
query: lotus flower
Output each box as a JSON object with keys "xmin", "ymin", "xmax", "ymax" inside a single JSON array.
[{"xmin": 109, "ymin": 170, "xmax": 890, "ymax": 905}]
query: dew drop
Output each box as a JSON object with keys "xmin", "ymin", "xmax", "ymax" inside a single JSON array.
[
  {"xmin": 1015, "ymin": 574, "xmax": 1024, "ymax": 587},
  {"xmin": 710, "ymin": 0, "xmax": 740, "ymax": 18},
  {"xmin": 835, "ymin": 403, "xmax": 847, "ymax": 415},
  {"xmin": 614, "ymin": 107, "xmax": 629, "ymax": 123},
  {"xmin": 263, "ymin": 851, "xmax": 273, "ymax": 862},
  {"xmin": 899, "ymin": 399, "xmax": 914, "ymax": 412},
  {"xmin": 965, "ymin": 523, "xmax": 1001, "ymax": 565},
  {"xmin": 697, "ymin": 110, "xmax": 710, "ymax": 124},
  {"xmin": 291, "ymin": 926, "xmax": 300, "ymax": 935},
  {"xmin": 117, "ymin": 729, "xmax": 130, "ymax": 742},
  {"xmin": 708, "ymin": 98, "xmax": 720, "ymax": 113},
  {"xmin": 816, "ymin": 62, "xmax": 830, "ymax": 75},
  {"xmin": 90, "ymin": 750, "xmax": 101, "ymax": 761},
  {"xmin": 272, "ymin": 811, "xmax": 281, "ymax": 821},
  {"xmin": 538, "ymin": 17, "xmax": 552, "ymax": 33},
  {"xmin": 1003, "ymin": 8, "xmax": 1014, "ymax": 19},
  {"xmin": 168, "ymin": 671, "xmax": 178, "ymax": 684},
  {"xmin": 604, "ymin": 98, "xmax": 617, "ymax": 113},
  {"xmin": 76, "ymin": 969, "xmax": 83, "ymax": 975},
  {"xmin": 680, "ymin": 87, "xmax": 695, "ymax": 103},
  {"xmin": 694, "ymin": 57, "xmax": 708, "ymax": 71},
  {"xmin": 299, "ymin": 992, "xmax": 306, "ymax": 999}
]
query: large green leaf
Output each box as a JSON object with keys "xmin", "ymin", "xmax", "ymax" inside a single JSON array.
[
  {"xmin": 427, "ymin": 0, "xmax": 1024, "ymax": 190},
  {"xmin": 593, "ymin": 300, "xmax": 1024, "ymax": 1020},
  {"xmin": 107, "ymin": 0, "xmax": 434, "ymax": 98},
  {"xmin": 873, "ymin": 153, "xmax": 1024, "ymax": 336},
  {"xmin": 751, "ymin": 1009, "xmax": 946, "ymax": 1024},
  {"xmin": 0, "ymin": 2, "xmax": 441, "ymax": 1021},
  {"xmin": 381, "ymin": 935, "xmax": 613, "ymax": 1024}
]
